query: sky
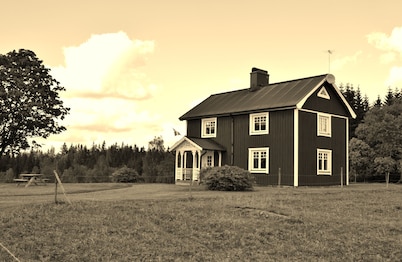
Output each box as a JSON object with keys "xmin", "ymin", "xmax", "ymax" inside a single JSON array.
[{"xmin": 1, "ymin": 0, "xmax": 402, "ymax": 152}]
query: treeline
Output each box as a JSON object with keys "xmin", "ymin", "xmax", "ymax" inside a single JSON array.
[
  {"xmin": 0, "ymin": 137, "xmax": 175, "ymax": 183},
  {"xmin": 341, "ymin": 85, "xmax": 402, "ymax": 183}
]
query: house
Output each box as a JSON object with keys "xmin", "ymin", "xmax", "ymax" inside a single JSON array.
[{"xmin": 171, "ymin": 68, "xmax": 356, "ymax": 186}]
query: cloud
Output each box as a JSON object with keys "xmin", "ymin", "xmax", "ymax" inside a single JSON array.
[
  {"xmin": 45, "ymin": 32, "xmax": 166, "ymax": 150},
  {"xmin": 367, "ymin": 27, "xmax": 402, "ymax": 53},
  {"xmin": 331, "ymin": 51, "xmax": 363, "ymax": 71},
  {"xmin": 51, "ymin": 31, "xmax": 156, "ymax": 100},
  {"xmin": 367, "ymin": 26, "xmax": 402, "ymax": 87}
]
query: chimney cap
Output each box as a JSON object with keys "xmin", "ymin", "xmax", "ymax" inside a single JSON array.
[{"xmin": 251, "ymin": 67, "xmax": 268, "ymax": 73}]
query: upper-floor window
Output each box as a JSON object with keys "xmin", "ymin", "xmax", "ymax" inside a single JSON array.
[
  {"xmin": 317, "ymin": 113, "xmax": 331, "ymax": 137},
  {"xmin": 317, "ymin": 149, "xmax": 332, "ymax": 175},
  {"xmin": 248, "ymin": 147, "xmax": 269, "ymax": 174},
  {"xmin": 250, "ymin": 112, "xmax": 269, "ymax": 135},
  {"xmin": 202, "ymin": 117, "xmax": 217, "ymax": 138}
]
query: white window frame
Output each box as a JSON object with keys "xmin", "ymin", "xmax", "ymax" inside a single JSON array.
[
  {"xmin": 249, "ymin": 112, "xmax": 269, "ymax": 135},
  {"xmin": 317, "ymin": 149, "xmax": 332, "ymax": 175},
  {"xmin": 317, "ymin": 113, "xmax": 331, "ymax": 137},
  {"xmin": 206, "ymin": 155, "xmax": 212, "ymax": 167},
  {"xmin": 248, "ymin": 147, "xmax": 269, "ymax": 174},
  {"xmin": 317, "ymin": 86, "xmax": 330, "ymax": 99},
  {"xmin": 201, "ymin": 117, "xmax": 217, "ymax": 138}
]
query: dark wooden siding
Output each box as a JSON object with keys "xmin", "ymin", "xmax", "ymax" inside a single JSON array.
[
  {"xmin": 186, "ymin": 119, "xmax": 201, "ymax": 137},
  {"xmin": 302, "ymin": 82, "xmax": 350, "ymax": 117},
  {"xmin": 298, "ymin": 110, "xmax": 347, "ymax": 186},
  {"xmin": 185, "ymin": 110, "xmax": 295, "ymax": 186},
  {"xmin": 231, "ymin": 110, "xmax": 295, "ymax": 186}
]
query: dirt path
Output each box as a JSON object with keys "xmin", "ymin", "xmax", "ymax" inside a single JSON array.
[{"xmin": 0, "ymin": 183, "xmax": 219, "ymax": 208}]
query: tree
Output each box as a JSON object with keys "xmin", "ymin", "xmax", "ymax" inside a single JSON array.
[
  {"xmin": 349, "ymin": 138, "xmax": 374, "ymax": 182},
  {"xmin": 0, "ymin": 49, "xmax": 70, "ymax": 155},
  {"xmin": 356, "ymin": 100, "xmax": 402, "ymax": 182}
]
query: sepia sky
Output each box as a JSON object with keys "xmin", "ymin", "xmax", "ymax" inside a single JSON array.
[{"xmin": 1, "ymin": 0, "xmax": 402, "ymax": 151}]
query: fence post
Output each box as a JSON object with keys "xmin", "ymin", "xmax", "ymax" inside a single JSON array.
[
  {"xmin": 55, "ymin": 179, "xmax": 58, "ymax": 204},
  {"xmin": 278, "ymin": 167, "xmax": 281, "ymax": 187},
  {"xmin": 340, "ymin": 167, "xmax": 343, "ymax": 188}
]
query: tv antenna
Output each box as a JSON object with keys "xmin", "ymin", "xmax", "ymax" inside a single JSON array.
[{"xmin": 327, "ymin": 50, "xmax": 334, "ymax": 73}]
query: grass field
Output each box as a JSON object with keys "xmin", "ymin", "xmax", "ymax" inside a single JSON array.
[{"xmin": 0, "ymin": 183, "xmax": 401, "ymax": 261}]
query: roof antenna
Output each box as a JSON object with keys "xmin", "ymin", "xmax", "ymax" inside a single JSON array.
[{"xmin": 327, "ymin": 50, "xmax": 334, "ymax": 73}]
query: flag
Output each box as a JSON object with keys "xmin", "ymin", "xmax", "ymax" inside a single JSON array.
[{"xmin": 173, "ymin": 128, "xmax": 181, "ymax": 136}]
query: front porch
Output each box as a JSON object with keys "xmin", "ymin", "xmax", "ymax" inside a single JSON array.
[{"xmin": 170, "ymin": 137, "xmax": 225, "ymax": 184}]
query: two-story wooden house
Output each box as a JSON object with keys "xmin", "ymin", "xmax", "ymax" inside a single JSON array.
[{"xmin": 171, "ymin": 68, "xmax": 356, "ymax": 186}]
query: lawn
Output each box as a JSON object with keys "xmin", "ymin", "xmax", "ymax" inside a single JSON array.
[{"xmin": 0, "ymin": 183, "xmax": 401, "ymax": 261}]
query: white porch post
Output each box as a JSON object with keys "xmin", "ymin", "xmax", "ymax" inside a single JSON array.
[
  {"xmin": 192, "ymin": 150, "xmax": 197, "ymax": 181},
  {"xmin": 182, "ymin": 151, "xmax": 186, "ymax": 180},
  {"xmin": 175, "ymin": 150, "xmax": 179, "ymax": 180},
  {"xmin": 218, "ymin": 151, "xmax": 222, "ymax": 166}
]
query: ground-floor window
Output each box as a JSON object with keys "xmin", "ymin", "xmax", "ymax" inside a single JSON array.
[
  {"xmin": 207, "ymin": 155, "xmax": 212, "ymax": 167},
  {"xmin": 248, "ymin": 147, "xmax": 269, "ymax": 174},
  {"xmin": 317, "ymin": 149, "xmax": 332, "ymax": 175}
]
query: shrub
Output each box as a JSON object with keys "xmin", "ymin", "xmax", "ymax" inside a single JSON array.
[
  {"xmin": 202, "ymin": 165, "xmax": 254, "ymax": 191},
  {"xmin": 111, "ymin": 166, "xmax": 143, "ymax": 183}
]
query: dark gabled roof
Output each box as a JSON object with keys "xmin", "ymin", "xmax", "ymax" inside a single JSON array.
[
  {"xmin": 180, "ymin": 74, "xmax": 356, "ymax": 120},
  {"xmin": 187, "ymin": 137, "xmax": 226, "ymax": 151},
  {"xmin": 169, "ymin": 136, "xmax": 226, "ymax": 152}
]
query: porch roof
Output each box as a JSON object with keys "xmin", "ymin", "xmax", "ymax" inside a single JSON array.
[{"xmin": 170, "ymin": 136, "xmax": 226, "ymax": 152}]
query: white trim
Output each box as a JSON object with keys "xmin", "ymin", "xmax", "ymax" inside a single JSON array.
[
  {"xmin": 296, "ymin": 74, "xmax": 356, "ymax": 119},
  {"xmin": 346, "ymin": 117, "xmax": 349, "ymax": 185},
  {"xmin": 294, "ymin": 109, "xmax": 299, "ymax": 187},
  {"xmin": 317, "ymin": 149, "xmax": 332, "ymax": 175},
  {"xmin": 296, "ymin": 77, "xmax": 326, "ymax": 109},
  {"xmin": 299, "ymin": 108, "xmax": 348, "ymax": 120},
  {"xmin": 170, "ymin": 136, "xmax": 202, "ymax": 151},
  {"xmin": 248, "ymin": 147, "xmax": 269, "ymax": 174},
  {"xmin": 249, "ymin": 112, "xmax": 269, "ymax": 135},
  {"xmin": 317, "ymin": 86, "xmax": 330, "ymax": 99},
  {"xmin": 201, "ymin": 117, "xmax": 217, "ymax": 138},
  {"xmin": 317, "ymin": 113, "xmax": 331, "ymax": 137}
]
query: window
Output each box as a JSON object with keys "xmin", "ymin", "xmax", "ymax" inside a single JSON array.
[
  {"xmin": 317, "ymin": 149, "xmax": 332, "ymax": 175},
  {"xmin": 317, "ymin": 113, "xmax": 331, "ymax": 137},
  {"xmin": 317, "ymin": 86, "xmax": 330, "ymax": 99},
  {"xmin": 248, "ymin": 148, "xmax": 269, "ymax": 173},
  {"xmin": 250, "ymin": 112, "xmax": 269, "ymax": 135},
  {"xmin": 207, "ymin": 155, "xmax": 212, "ymax": 167},
  {"xmin": 202, "ymin": 118, "xmax": 217, "ymax": 138}
]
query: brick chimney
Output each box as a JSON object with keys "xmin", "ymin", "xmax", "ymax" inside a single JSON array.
[{"xmin": 250, "ymin": 67, "xmax": 269, "ymax": 91}]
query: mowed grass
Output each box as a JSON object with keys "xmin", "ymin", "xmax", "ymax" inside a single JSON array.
[{"xmin": 0, "ymin": 183, "xmax": 401, "ymax": 261}]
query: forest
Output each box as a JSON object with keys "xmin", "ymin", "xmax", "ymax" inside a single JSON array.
[{"xmin": 0, "ymin": 136, "xmax": 174, "ymax": 183}]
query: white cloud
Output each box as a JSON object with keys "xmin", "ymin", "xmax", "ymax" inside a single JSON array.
[
  {"xmin": 46, "ymin": 32, "xmax": 162, "ymax": 150},
  {"xmin": 367, "ymin": 27, "xmax": 402, "ymax": 53},
  {"xmin": 51, "ymin": 31, "xmax": 156, "ymax": 100},
  {"xmin": 331, "ymin": 51, "xmax": 363, "ymax": 71},
  {"xmin": 367, "ymin": 26, "xmax": 402, "ymax": 88}
]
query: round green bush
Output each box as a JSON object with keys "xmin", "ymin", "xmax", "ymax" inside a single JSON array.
[
  {"xmin": 201, "ymin": 165, "xmax": 254, "ymax": 191},
  {"xmin": 110, "ymin": 166, "xmax": 143, "ymax": 183}
]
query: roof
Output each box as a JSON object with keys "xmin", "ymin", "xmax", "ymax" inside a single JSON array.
[
  {"xmin": 170, "ymin": 137, "xmax": 226, "ymax": 152},
  {"xmin": 180, "ymin": 74, "xmax": 356, "ymax": 120}
]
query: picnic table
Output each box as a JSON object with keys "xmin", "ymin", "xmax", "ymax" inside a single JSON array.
[{"xmin": 13, "ymin": 174, "xmax": 49, "ymax": 187}]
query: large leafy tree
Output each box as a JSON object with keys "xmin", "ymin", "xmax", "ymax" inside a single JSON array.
[
  {"xmin": 355, "ymin": 100, "xmax": 402, "ymax": 182},
  {"xmin": 0, "ymin": 49, "xmax": 69, "ymax": 155}
]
